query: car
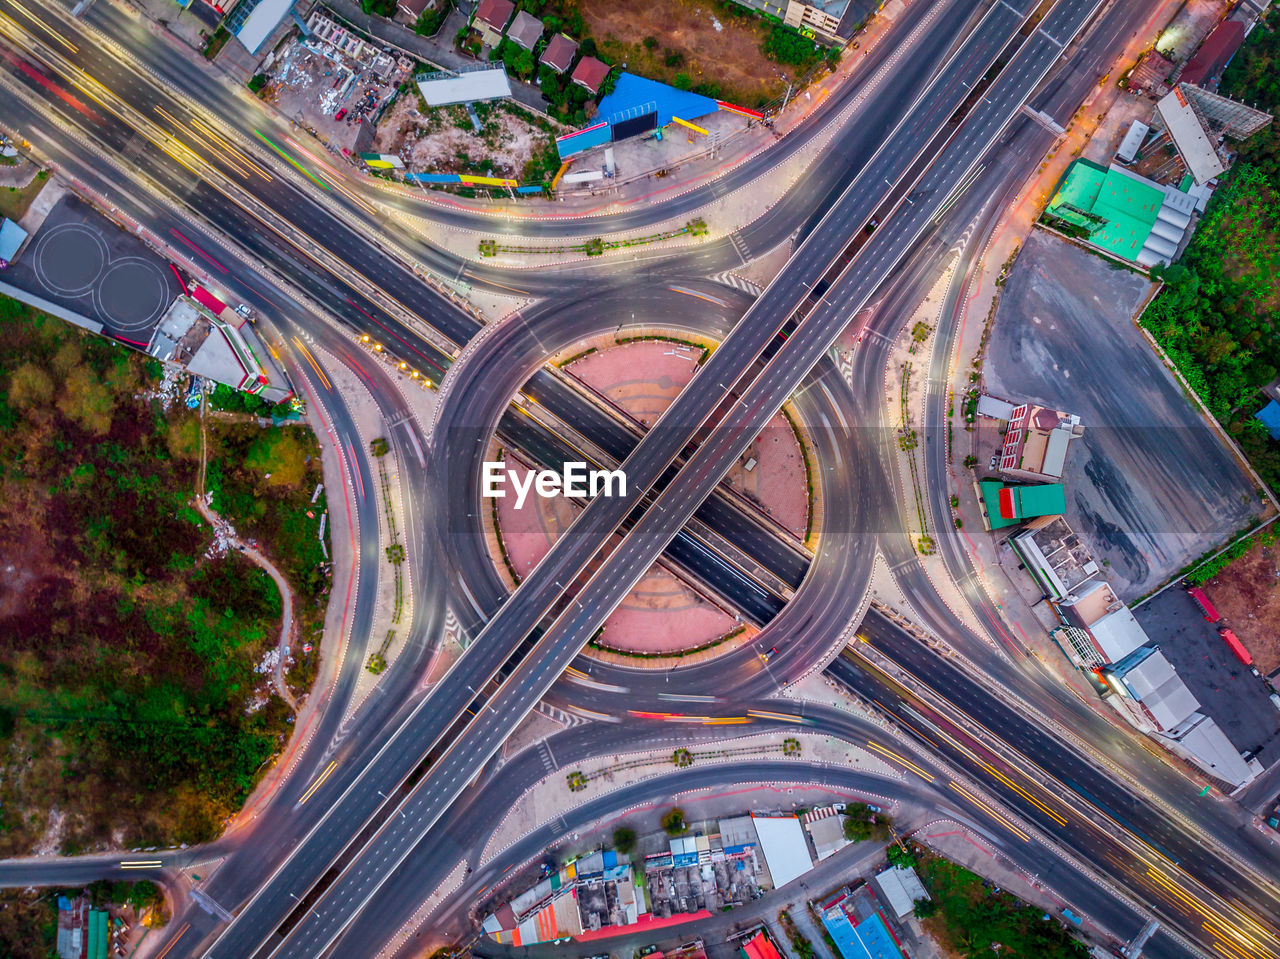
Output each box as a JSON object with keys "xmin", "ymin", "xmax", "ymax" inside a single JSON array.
[
  {"xmin": 234, "ymin": 303, "xmax": 253, "ymax": 320},
  {"xmin": 334, "ymin": 107, "xmax": 347, "ymax": 121},
  {"xmin": 763, "ymin": 646, "xmax": 779, "ymax": 662}
]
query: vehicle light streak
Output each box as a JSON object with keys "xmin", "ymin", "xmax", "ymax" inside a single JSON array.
[
  {"xmin": 948, "ymin": 781, "xmax": 1030, "ymax": 841},
  {"xmin": 292, "ymin": 335, "xmax": 333, "ymax": 390},
  {"xmin": 668, "ymin": 285, "xmax": 729, "ymax": 307},
  {"xmin": 347, "ymin": 441, "xmax": 365, "ymax": 500},
  {"xmin": 253, "ymin": 129, "xmax": 329, "ymax": 190},
  {"xmin": 298, "ymin": 760, "xmax": 337, "ymax": 806},
  {"xmin": 170, "ymin": 227, "xmax": 229, "ymax": 273},
  {"xmin": 190, "ymin": 115, "xmax": 272, "ymax": 181},
  {"xmin": 154, "ymin": 923, "xmax": 189, "ymax": 959},
  {"xmin": 864, "ymin": 741, "xmax": 934, "ymax": 782},
  {"xmin": 4, "ymin": 0, "xmax": 74, "ymax": 51}
]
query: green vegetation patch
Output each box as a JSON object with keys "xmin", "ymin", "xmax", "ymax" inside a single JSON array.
[
  {"xmin": 0, "ymin": 167, "xmax": 48, "ymax": 221},
  {"xmin": 0, "ymin": 890, "xmax": 57, "ymax": 959},
  {"xmin": 0, "ymin": 296, "xmax": 327, "ymax": 852},
  {"xmin": 913, "ymin": 850, "xmax": 1088, "ymax": 958}
]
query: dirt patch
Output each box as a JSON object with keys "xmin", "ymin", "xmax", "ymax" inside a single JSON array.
[
  {"xmin": 575, "ymin": 0, "xmax": 809, "ymax": 107},
  {"xmin": 373, "ymin": 97, "xmax": 559, "ymax": 180},
  {"xmin": 1203, "ymin": 538, "xmax": 1280, "ymax": 675}
]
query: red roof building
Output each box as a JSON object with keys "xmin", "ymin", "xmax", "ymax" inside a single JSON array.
[
  {"xmin": 1180, "ymin": 20, "xmax": 1245, "ymax": 87},
  {"xmin": 570, "ymin": 55, "xmax": 610, "ymax": 94},
  {"xmin": 473, "ymin": 0, "xmax": 513, "ymax": 46},
  {"xmin": 540, "ymin": 32, "xmax": 578, "ymax": 73},
  {"xmin": 739, "ymin": 931, "xmax": 783, "ymax": 959}
]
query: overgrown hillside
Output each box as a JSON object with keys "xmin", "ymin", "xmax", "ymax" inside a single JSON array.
[{"xmin": 0, "ymin": 298, "xmax": 328, "ymax": 853}]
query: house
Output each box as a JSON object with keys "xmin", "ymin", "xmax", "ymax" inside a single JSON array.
[
  {"xmin": 505, "ymin": 9, "xmax": 543, "ymax": 50},
  {"xmin": 1180, "ymin": 20, "xmax": 1245, "ymax": 88},
  {"xmin": 396, "ymin": 0, "xmax": 433, "ymax": 20},
  {"xmin": 997, "ymin": 403, "xmax": 1081, "ymax": 479},
  {"xmin": 539, "ymin": 32, "xmax": 578, "ymax": 73},
  {"xmin": 472, "ymin": 0, "xmax": 513, "ymax": 46},
  {"xmin": 570, "ymin": 55, "xmax": 610, "ymax": 94},
  {"xmin": 1253, "ymin": 398, "xmax": 1280, "ymax": 441}
]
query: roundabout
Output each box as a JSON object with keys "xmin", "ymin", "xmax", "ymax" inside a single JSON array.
[
  {"xmin": 430, "ymin": 279, "xmax": 880, "ymax": 699},
  {"xmin": 485, "ymin": 330, "xmax": 816, "ymax": 665}
]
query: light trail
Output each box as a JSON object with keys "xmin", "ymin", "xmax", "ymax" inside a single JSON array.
[
  {"xmin": 948, "ymin": 781, "xmax": 1031, "ymax": 841},
  {"xmin": 253, "ymin": 129, "xmax": 329, "ymax": 190},
  {"xmin": 298, "ymin": 760, "xmax": 338, "ymax": 806}
]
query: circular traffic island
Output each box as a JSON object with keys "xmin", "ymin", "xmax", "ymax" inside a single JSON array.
[{"xmin": 486, "ymin": 331, "xmax": 817, "ymax": 668}]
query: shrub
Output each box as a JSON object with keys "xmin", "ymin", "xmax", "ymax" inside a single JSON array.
[{"xmin": 661, "ymin": 808, "xmax": 687, "ymax": 836}]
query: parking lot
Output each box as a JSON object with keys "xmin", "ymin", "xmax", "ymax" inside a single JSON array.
[
  {"xmin": 1135, "ymin": 588, "xmax": 1280, "ymax": 768},
  {"xmin": 983, "ymin": 230, "xmax": 1266, "ymax": 600}
]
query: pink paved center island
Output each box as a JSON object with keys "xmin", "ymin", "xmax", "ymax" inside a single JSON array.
[{"xmin": 489, "ymin": 335, "xmax": 812, "ymax": 663}]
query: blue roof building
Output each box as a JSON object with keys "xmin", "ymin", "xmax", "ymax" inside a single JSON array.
[
  {"xmin": 555, "ymin": 72, "xmax": 756, "ymax": 160},
  {"xmin": 820, "ymin": 907, "xmax": 906, "ymax": 959},
  {"xmin": 1255, "ymin": 399, "xmax": 1280, "ymax": 441}
]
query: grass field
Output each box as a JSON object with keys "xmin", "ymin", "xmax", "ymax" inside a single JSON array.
[{"xmin": 0, "ymin": 169, "xmax": 47, "ymax": 221}]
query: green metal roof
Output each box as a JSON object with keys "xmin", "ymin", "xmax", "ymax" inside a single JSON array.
[
  {"xmin": 89, "ymin": 910, "xmax": 108, "ymax": 959},
  {"xmin": 979, "ymin": 481, "xmax": 1066, "ymax": 529},
  {"xmin": 1013, "ymin": 483, "xmax": 1067, "ymax": 517},
  {"xmin": 1046, "ymin": 159, "xmax": 1165, "ymax": 261}
]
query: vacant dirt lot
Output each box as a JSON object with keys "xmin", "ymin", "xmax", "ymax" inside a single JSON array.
[
  {"xmin": 373, "ymin": 98, "xmax": 557, "ymax": 180},
  {"xmin": 1204, "ymin": 538, "xmax": 1280, "ymax": 676},
  {"xmin": 577, "ymin": 0, "xmax": 806, "ymax": 107}
]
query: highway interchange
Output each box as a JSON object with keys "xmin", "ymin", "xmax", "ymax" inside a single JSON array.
[{"xmin": 1, "ymin": 0, "xmax": 1280, "ymax": 957}]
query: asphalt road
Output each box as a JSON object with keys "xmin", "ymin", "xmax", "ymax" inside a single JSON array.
[{"xmin": 245, "ymin": 3, "xmax": 1119, "ymax": 957}]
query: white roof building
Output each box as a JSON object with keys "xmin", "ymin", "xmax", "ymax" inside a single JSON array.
[
  {"xmin": 417, "ymin": 67, "xmax": 512, "ymax": 106},
  {"xmin": 236, "ymin": 0, "xmax": 294, "ymax": 54},
  {"xmin": 872, "ymin": 865, "xmax": 930, "ymax": 920},
  {"xmin": 751, "ymin": 816, "xmax": 812, "ymax": 889},
  {"xmin": 1116, "ymin": 119, "xmax": 1150, "ymax": 164},
  {"xmin": 1157, "ymin": 87, "xmax": 1225, "ymax": 185},
  {"xmin": 1163, "ymin": 713, "xmax": 1257, "ymax": 788},
  {"xmin": 1086, "ymin": 606, "xmax": 1152, "ymax": 664}
]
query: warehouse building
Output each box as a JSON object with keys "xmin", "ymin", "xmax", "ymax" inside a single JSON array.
[
  {"xmin": 1044, "ymin": 159, "xmax": 1197, "ymax": 267},
  {"xmin": 1102, "ymin": 646, "xmax": 1258, "ymax": 787}
]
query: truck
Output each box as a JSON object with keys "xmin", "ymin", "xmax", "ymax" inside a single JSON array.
[
  {"xmin": 1186, "ymin": 585, "xmax": 1221, "ymax": 623},
  {"xmin": 1218, "ymin": 628, "xmax": 1253, "ymax": 666}
]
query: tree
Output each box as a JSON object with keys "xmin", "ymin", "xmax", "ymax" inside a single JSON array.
[
  {"xmin": 359, "ymin": 0, "xmax": 397, "ymax": 16},
  {"xmin": 612, "ymin": 826, "xmax": 636, "ymax": 854},
  {"xmin": 673, "ymin": 72, "xmax": 692, "ymax": 91},
  {"xmin": 843, "ymin": 813, "xmax": 873, "ymax": 842},
  {"xmin": 370, "ymin": 437, "xmax": 390, "ymax": 457},
  {"xmin": 661, "ymin": 808, "xmax": 687, "ymax": 836}
]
